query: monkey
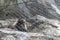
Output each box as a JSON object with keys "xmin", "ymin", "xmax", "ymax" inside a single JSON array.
[{"xmin": 15, "ymin": 19, "xmax": 27, "ymax": 32}]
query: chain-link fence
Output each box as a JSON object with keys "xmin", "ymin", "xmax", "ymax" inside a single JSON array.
[
  {"xmin": 0, "ymin": 0, "xmax": 52, "ymax": 31},
  {"xmin": 0, "ymin": 0, "xmax": 60, "ymax": 32}
]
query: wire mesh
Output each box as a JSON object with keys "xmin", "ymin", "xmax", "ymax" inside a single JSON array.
[
  {"xmin": 0, "ymin": 0, "xmax": 45, "ymax": 31},
  {"xmin": 0, "ymin": 0, "xmax": 56, "ymax": 31}
]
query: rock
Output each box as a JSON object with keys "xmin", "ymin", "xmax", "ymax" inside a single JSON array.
[
  {"xmin": 0, "ymin": 28, "xmax": 30, "ymax": 40},
  {"xmin": 1, "ymin": 35, "xmax": 16, "ymax": 40}
]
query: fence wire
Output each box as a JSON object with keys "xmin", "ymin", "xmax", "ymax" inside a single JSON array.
[{"xmin": 0, "ymin": 0, "xmax": 56, "ymax": 31}]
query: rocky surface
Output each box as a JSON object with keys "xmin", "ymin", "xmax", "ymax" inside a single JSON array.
[
  {"xmin": 0, "ymin": 28, "xmax": 30, "ymax": 40},
  {"xmin": 1, "ymin": 16, "xmax": 60, "ymax": 40},
  {"xmin": 0, "ymin": 0, "xmax": 60, "ymax": 40}
]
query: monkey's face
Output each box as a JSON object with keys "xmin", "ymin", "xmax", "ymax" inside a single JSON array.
[{"xmin": 19, "ymin": 19, "xmax": 27, "ymax": 30}]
